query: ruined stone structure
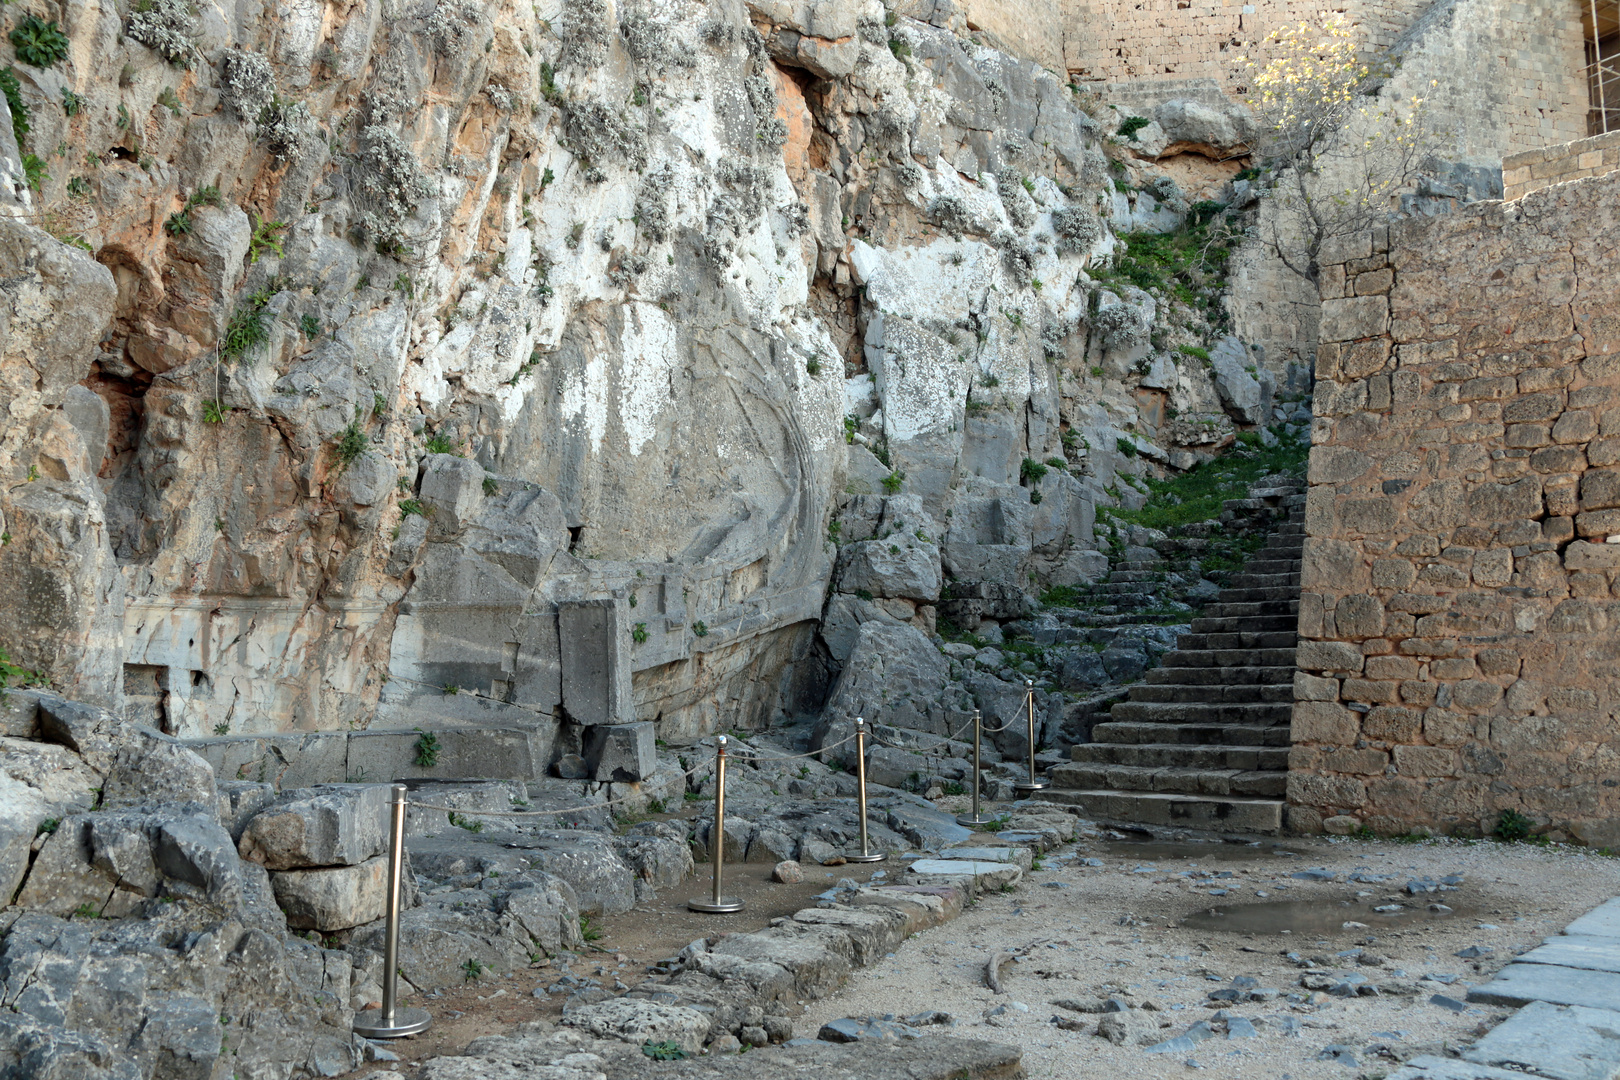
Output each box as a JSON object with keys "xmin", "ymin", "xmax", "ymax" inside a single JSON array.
[{"xmin": 1293, "ymin": 163, "xmax": 1620, "ymax": 844}]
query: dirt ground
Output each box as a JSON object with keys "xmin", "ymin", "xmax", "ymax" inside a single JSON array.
[
  {"xmin": 796, "ymin": 829, "xmax": 1620, "ymax": 1079},
  {"xmin": 346, "ymin": 807, "xmax": 1620, "ymax": 1078},
  {"xmin": 351, "ymin": 849, "xmax": 894, "ymax": 1072}
]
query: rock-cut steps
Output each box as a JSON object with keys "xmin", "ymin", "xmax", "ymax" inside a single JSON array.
[{"xmin": 1034, "ymin": 483, "xmax": 1306, "ymax": 834}]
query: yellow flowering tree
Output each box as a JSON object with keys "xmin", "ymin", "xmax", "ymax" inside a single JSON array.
[{"xmin": 1238, "ymin": 14, "xmax": 1436, "ymax": 281}]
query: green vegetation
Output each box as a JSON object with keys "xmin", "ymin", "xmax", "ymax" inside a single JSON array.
[
  {"xmin": 202, "ymin": 399, "xmax": 225, "ymax": 424},
  {"xmin": 156, "ymin": 87, "xmax": 182, "ymax": 115},
  {"xmin": 691, "ymin": 620, "xmax": 709, "ymax": 637},
  {"xmin": 462, "ymin": 956, "xmax": 487, "ymax": 980},
  {"xmin": 642, "ymin": 1041, "xmax": 687, "ymax": 1061},
  {"xmin": 334, "ymin": 417, "xmax": 367, "ymax": 467},
  {"xmin": 248, "ymin": 217, "xmax": 288, "ymax": 262},
  {"xmin": 2, "ymin": 68, "xmax": 30, "ymax": 144},
  {"xmin": 10, "ymin": 18, "xmax": 70, "ymax": 69},
  {"xmin": 1177, "ymin": 344, "xmax": 1211, "ymax": 362},
  {"xmin": 398, "ymin": 499, "xmax": 425, "ymax": 517},
  {"xmin": 1116, "ymin": 115, "xmax": 1151, "ymax": 140},
  {"xmin": 448, "ymin": 811, "xmax": 484, "ymax": 833},
  {"xmin": 579, "ymin": 914, "xmax": 603, "ymax": 942},
  {"xmin": 20, "ymin": 153, "xmax": 45, "ymax": 192},
  {"xmin": 412, "ymin": 729, "xmax": 440, "ymax": 767},
  {"xmin": 881, "ymin": 470, "xmax": 904, "ymax": 494},
  {"xmin": 482, "ymin": 475, "xmax": 498, "ymax": 496},
  {"xmin": 1115, "ymin": 436, "xmax": 1138, "ymax": 458},
  {"xmin": 1097, "ymin": 427, "xmax": 1308, "ymax": 535},
  {"xmin": 299, "ymin": 314, "xmax": 321, "ymax": 339},
  {"xmin": 72, "ymin": 902, "xmax": 102, "ymax": 920},
  {"xmin": 65, "ymin": 175, "xmax": 90, "ymax": 198},
  {"xmin": 1495, "ymin": 808, "xmax": 1535, "ymax": 842},
  {"xmin": 0, "ymin": 648, "xmax": 47, "ymax": 689},
  {"xmin": 425, "ymin": 433, "xmax": 455, "ymax": 455},
  {"xmin": 1091, "ymin": 213, "xmax": 1237, "ymax": 310},
  {"xmin": 631, "ymin": 622, "xmax": 648, "ymax": 644},
  {"xmin": 1019, "ymin": 457, "xmax": 1047, "ymax": 484}
]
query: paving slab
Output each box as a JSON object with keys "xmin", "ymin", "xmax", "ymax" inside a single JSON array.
[
  {"xmin": 1519, "ymin": 935, "xmax": 1620, "ymax": 975},
  {"xmin": 1564, "ymin": 899, "xmax": 1620, "ymax": 941},
  {"xmin": 597, "ymin": 1034, "xmax": 1023, "ymax": 1079},
  {"xmin": 1390, "ymin": 1055, "xmax": 1546, "ymax": 1080},
  {"xmin": 903, "ymin": 860, "xmax": 1022, "ymax": 892},
  {"xmin": 1460, "ymin": 1000, "xmax": 1620, "ymax": 1080},
  {"xmin": 1468, "ymin": 962, "xmax": 1620, "ymax": 1011},
  {"xmin": 932, "ymin": 846, "xmax": 1034, "ymax": 871}
]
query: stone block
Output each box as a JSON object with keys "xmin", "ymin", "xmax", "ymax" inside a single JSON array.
[
  {"xmin": 238, "ymin": 784, "xmax": 391, "ymax": 870},
  {"xmin": 1296, "ymin": 640, "xmax": 1365, "ymax": 673},
  {"xmin": 346, "ymin": 725, "xmax": 552, "ymax": 783},
  {"xmin": 1319, "ymin": 296, "xmax": 1389, "ymax": 342},
  {"xmin": 1392, "ymin": 745, "xmax": 1456, "ymax": 777},
  {"xmin": 1294, "ymin": 672, "xmax": 1339, "ymax": 701},
  {"xmin": 1293, "ymin": 701, "xmax": 1359, "ymax": 744},
  {"xmin": 1462, "ymin": 999, "xmax": 1620, "ymax": 1080},
  {"xmin": 270, "ymin": 854, "xmax": 399, "ymax": 931},
  {"xmin": 418, "ymin": 453, "xmax": 485, "ymax": 536},
  {"xmin": 834, "ymin": 539, "xmax": 941, "ymax": 602},
  {"xmin": 562, "ymin": 999, "xmax": 712, "ymax": 1056},
  {"xmin": 583, "ymin": 722, "xmax": 654, "ymax": 783},
  {"xmin": 559, "ymin": 599, "xmax": 633, "ymax": 726}
]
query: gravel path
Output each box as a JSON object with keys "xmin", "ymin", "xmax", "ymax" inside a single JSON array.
[{"xmin": 795, "ymin": 831, "xmax": 1620, "ymax": 1078}]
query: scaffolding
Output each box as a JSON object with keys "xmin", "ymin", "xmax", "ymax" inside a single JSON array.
[{"xmin": 1588, "ymin": 0, "xmax": 1620, "ymax": 134}]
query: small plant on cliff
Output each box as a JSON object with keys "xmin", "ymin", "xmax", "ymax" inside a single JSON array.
[
  {"xmin": 424, "ymin": 432, "xmax": 455, "ymax": 455},
  {"xmin": 413, "ymin": 729, "xmax": 440, "ymax": 767},
  {"xmin": 0, "ymin": 648, "xmax": 46, "ymax": 689},
  {"xmin": 691, "ymin": 621, "xmax": 708, "ymax": 637},
  {"xmin": 1115, "ymin": 436, "xmax": 1139, "ymax": 459},
  {"xmin": 1, "ymin": 67, "xmax": 28, "ymax": 145},
  {"xmin": 1020, "ymin": 457, "xmax": 1048, "ymax": 484},
  {"xmin": 1115, "ymin": 115, "xmax": 1151, "ymax": 141},
  {"xmin": 881, "ymin": 470, "xmax": 904, "ymax": 495},
  {"xmin": 482, "ymin": 475, "xmax": 498, "ymax": 496},
  {"xmin": 126, "ymin": 0, "xmax": 199, "ymax": 68},
  {"xmin": 334, "ymin": 418, "xmax": 367, "ymax": 468},
  {"xmin": 299, "ymin": 314, "xmax": 321, "ymax": 340},
  {"xmin": 248, "ymin": 216, "xmax": 288, "ymax": 262},
  {"xmin": 221, "ymin": 289, "xmax": 272, "ymax": 362},
  {"xmin": 10, "ymin": 18, "xmax": 70, "ymax": 69},
  {"xmin": 631, "ymin": 622, "xmax": 648, "ymax": 644},
  {"xmin": 447, "ymin": 811, "xmax": 484, "ymax": 833},
  {"xmin": 20, "ymin": 154, "xmax": 46, "ymax": 192},
  {"xmin": 579, "ymin": 915, "xmax": 603, "ymax": 942},
  {"xmin": 213, "ymin": 722, "xmax": 229, "ymax": 735},
  {"xmin": 1495, "ymin": 809, "xmax": 1535, "ymax": 842},
  {"xmin": 202, "ymin": 399, "xmax": 225, "ymax": 423},
  {"xmin": 461, "ymin": 956, "xmax": 486, "ymax": 980},
  {"xmin": 398, "ymin": 498, "xmax": 424, "ymax": 517}
]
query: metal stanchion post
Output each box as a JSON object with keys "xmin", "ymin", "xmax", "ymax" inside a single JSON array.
[
  {"xmin": 845, "ymin": 718, "xmax": 886, "ymax": 863},
  {"xmin": 689, "ymin": 736, "xmax": 744, "ymax": 913},
  {"xmin": 957, "ymin": 710, "xmax": 995, "ymax": 826},
  {"xmin": 1013, "ymin": 678, "xmax": 1048, "ymax": 795},
  {"xmin": 354, "ymin": 784, "xmax": 431, "ymax": 1039}
]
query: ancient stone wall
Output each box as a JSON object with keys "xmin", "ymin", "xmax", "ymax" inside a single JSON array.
[
  {"xmin": 1504, "ymin": 130, "xmax": 1620, "ymax": 201},
  {"xmin": 1293, "ymin": 167, "xmax": 1620, "ymax": 844}
]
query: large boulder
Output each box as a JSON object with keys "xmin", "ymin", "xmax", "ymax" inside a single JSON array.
[
  {"xmin": 814, "ymin": 622, "xmax": 970, "ymax": 748},
  {"xmin": 270, "ymin": 854, "xmax": 414, "ymax": 931},
  {"xmin": 30, "ymin": 693, "xmax": 215, "ymax": 807},
  {"xmin": 1209, "ymin": 336, "xmax": 1274, "ymax": 426},
  {"xmin": 834, "ymin": 539, "xmax": 940, "ymax": 602}
]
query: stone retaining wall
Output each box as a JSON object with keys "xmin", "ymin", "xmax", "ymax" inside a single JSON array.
[
  {"xmin": 1504, "ymin": 130, "xmax": 1620, "ymax": 202},
  {"xmin": 1293, "ymin": 167, "xmax": 1620, "ymax": 844}
]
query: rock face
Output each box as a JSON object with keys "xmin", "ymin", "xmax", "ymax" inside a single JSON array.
[{"xmin": 0, "ymin": 0, "xmax": 1273, "ymax": 764}]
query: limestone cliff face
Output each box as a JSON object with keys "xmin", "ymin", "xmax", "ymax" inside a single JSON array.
[{"xmin": 0, "ymin": 0, "xmax": 1254, "ymax": 748}]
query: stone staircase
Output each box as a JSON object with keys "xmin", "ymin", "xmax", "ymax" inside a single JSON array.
[{"xmin": 1033, "ymin": 480, "xmax": 1305, "ymax": 833}]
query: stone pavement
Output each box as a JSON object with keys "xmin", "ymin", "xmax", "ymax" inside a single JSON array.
[{"xmin": 1391, "ymin": 896, "xmax": 1620, "ymax": 1080}]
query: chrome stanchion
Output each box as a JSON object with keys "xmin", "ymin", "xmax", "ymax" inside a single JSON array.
[
  {"xmin": 956, "ymin": 710, "xmax": 995, "ymax": 826},
  {"xmin": 1013, "ymin": 678, "xmax": 1048, "ymax": 795},
  {"xmin": 689, "ymin": 736, "xmax": 744, "ymax": 913},
  {"xmin": 845, "ymin": 717, "xmax": 886, "ymax": 863},
  {"xmin": 354, "ymin": 784, "xmax": 431, "ymax": 1039}
]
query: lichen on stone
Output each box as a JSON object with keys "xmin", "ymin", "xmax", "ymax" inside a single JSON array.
[
  {"xmin": 1052, "ymin": 205, "xmax": 1102, "ymax": 254},
  {"xmin": 1092, "ymin": 303, "xmax": 1150, "ymax": 352},
  {"xmin": 560, "ymin": 0, "xmax": 611, "ymax": 67},
  {"xmin": 354, "ymin": 125, "xmax": 433, "ymax": 245},
  {"xmin": 562, "ymin": 99, "xmax": 648, "ymax": 172},
  {"xmin": 126, "ymin": 0, "xmax": 197, "ymax": 68},
  {"xmin": 426, "ymin": 0, "xmax": 485, "ymax": 56}
]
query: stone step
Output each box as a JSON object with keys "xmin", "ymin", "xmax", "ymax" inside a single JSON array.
[
  {"xmin": 1142, "ymin": 664, "xmax": 1296, "ymax": 687},
  {"xmin": 1190, "ymin": 614, "xmax": 1299, "ymax": 634},
  {"xmin": 1070, "ymin": 742, "xmax": 1291, "ymax": 771},
  {"xmin": 1049, "ymin": 762, "xmax": 1287, "ymax": 798},
  {"xmin": 1110, "ymin": 700, "xmax": 1294, "ymax": 725},
  {"xmin": 1161, "ymin": 647, "xmax": 1298, "ymax": 668},
  {"xmin": 1107, "ymin": 570, "xmax": 1161, "ymax": 583},
  {"xmin": 1225, "ymin": 572, "xmax": 1301, "ymax": 589},
  {"xmin": 1028, "ymin": 789, "xmax": 1284, "ymax": 834},
  {"xmin": 1216, "ymin": 586, "xmax": 1303, "ymax": 604},
  {"xmin": 1091, "ymin": 582, "xmax": 1160, "ymax": 596},
  {"xmin": 1090, "ymin": 720, "xmax": 1291, "ymax": 747},
  {"xmin": 1198, "ymin": 601, "xmax": 1300, "ymax": 619},
  {"xmin": 1127, "ymin": 683, "xmax": 1295, "ymax": 704},
  {"xmin": 1175, "ymin": 631, "xmax": 1298, "ymax": 652},
  {"xmin": 1235, "ymin": 562, "xmax": 1302, "ymax": 576}
]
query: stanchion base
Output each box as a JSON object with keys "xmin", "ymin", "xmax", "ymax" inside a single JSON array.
[
  {"xmin": 354, "ymin": 1006, "xmax": 431, "ymax": 1039},
  {"xmin": 1013, "ymin": 781, "xmax": 1050, "ymax": 794},
  {"xmin": 843, "ymin": 852, "xmax": 887, "ymax": 863},
  {"xmin": 688, "ymin": 896, "xmax": 745, "ymax": 913},
  {"xmin": 956, "ymin": 813, "xmax": 998, "ymax": 826}
]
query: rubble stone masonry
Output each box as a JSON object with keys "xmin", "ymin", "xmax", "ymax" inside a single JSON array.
[
  {"xmin": 1504, "ymin": 130, "xmax": 1620, "ymax": 202},
  {"xmin": 1294, "ymin": 168, "xmax": 1620, "ymax": 845}
]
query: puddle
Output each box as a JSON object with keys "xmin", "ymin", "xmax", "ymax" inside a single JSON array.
[
  {"xmin": 1180, "ymin": 898, "xmax": 1465, "ymax": 936},
  {"xmin": 1103, "ymin": 840, "xmax": 1308, "ymax": 863}
]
